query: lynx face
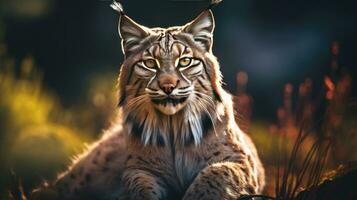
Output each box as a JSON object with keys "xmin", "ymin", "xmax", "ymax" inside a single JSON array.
[
  {"xmin": 136, "ymin": 41, "xmax": 203, "ymax": 115},
  {"xmin": 116, "ymin": 10, "xmax": 225, "ymax": 146},
  {"xmin": 118, "ymin": 11, "xmax": 217, "ymax": 116}
]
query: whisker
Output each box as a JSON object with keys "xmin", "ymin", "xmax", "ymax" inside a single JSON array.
[
  {"xmin": 145, "ymin": 88, "xmax": 159, "ymax": 92},
  {"xmin": 195, "ymin": 97, "xmax": 218, "ymax": 135},
  {"xmin": 170, "ymin": 94, "xmax": 190, "ymax": 98},
  {"xmin": 177, "ymin": 92, "xmax": 191, "ymax": 96},
  {"xmin": 193, "ymin": 91, "xmax": 215, "ymax": 107}
]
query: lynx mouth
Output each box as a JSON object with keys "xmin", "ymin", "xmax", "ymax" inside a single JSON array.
[{"xmin": 151, "ymin": 97, "xmax": 188, "ymax": 106}]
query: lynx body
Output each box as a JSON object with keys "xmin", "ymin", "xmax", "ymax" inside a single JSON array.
[{"xmin": 31, "ymin": 5, "xmax": 265, "ymax": 200}]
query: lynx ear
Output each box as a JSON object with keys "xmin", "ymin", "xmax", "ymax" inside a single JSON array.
[
  {"xmin": 183, "ymin": 10, "xmax": 215, "ymax": 52},
  {"xmin": 118, "ymin": 15, "xmax": 150, "ymax": 56}
]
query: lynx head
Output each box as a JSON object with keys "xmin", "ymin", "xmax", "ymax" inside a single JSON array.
[{"xmin": 113, "ymin": 2, "xmax": 226, "ymax": 146}]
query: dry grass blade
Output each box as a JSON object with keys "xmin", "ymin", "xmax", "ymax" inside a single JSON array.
[
  {"xmin": 274, "ymin": 121, "xmax": 331, "ymax": 200},
  {"xmin": 8, "ymin": 170, "xmax": 28, "ymax": 200},
  {"xmin": 278, "ymin": 124, "xmax": 308, "ymax": 199}
]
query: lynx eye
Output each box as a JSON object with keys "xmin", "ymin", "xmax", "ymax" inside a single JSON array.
[
  {"xmin": 143, "ymin": 59, "xmax": 157, "ymax": 68},
  {"xmin": 178, "ymin": 57, "xmax": 192, "ymax": 67}
]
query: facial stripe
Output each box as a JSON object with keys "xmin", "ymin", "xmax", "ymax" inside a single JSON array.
[
  {"xmin": 126, "ymin": 65, "xmax": 135, "ymax": 87},
  {"xmin": 188, "ymin": 70, "xmax": 202, "ymax": 77},
  {"xmin": 178, "ymin": 45, "xmax": 186, "ymax": 57},
  {"xmin": 134, "ymin": 80, "xmax": 145, "ymax": 97},
  {"xmin": 132, "ymin": 78, "xmax": 141, "ymax": 86},
  {"xmin": 147, "ymin": 74, "xmax": 157, "ymax": 88},
  {"xmin": 178, "ymin": 70, "xmax": 192, "ymax": 85},
  {"xmin": 197, "ymin": 76, "xmax": 210, "ymax": 91}
]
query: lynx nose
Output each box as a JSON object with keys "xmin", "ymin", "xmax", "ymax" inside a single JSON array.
[
  {"xmin": 159, "ymin": 76, "xmax": 179, "ymax": 95},
  {"xmin": 161, "ymin": 83, "xmax": 176, "ymax": 94}
]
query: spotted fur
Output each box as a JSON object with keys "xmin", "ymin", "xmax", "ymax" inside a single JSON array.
[{"xmin": 30, "ymin": 7, "xmax": 265, "ymax": 200}]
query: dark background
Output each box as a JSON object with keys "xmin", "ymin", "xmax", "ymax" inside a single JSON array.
[
  {"xmin": 1, "ymin": 1, "xmax": 356, "ymax": 197},
  {"xmin": 2, "ymin": 0, "xmax": 356, "ymax": 120}
]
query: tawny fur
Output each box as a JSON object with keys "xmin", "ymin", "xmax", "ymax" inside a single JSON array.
[{"xmin": 30, "ymin": 8, "xmax": 265, "ymax": 200}]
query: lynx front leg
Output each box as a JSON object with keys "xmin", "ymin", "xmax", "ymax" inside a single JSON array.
[
  {"xmin": 183, "ymin": 162, "xmax": 258, "ymax": 200},
  {"xmin": 122, "ymin": 169, "xmax": 168, "ymax": 200}
]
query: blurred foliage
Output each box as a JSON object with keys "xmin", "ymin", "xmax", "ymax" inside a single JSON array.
[
  {"xmin": 1, "ymin": 0, "xmax": 55, "ymax": 19},
  {"xmin": 234, "ymin": 42, "xmax": 356, "ymax": 197},
  {"xmin": 0, "ymin": 55, "xmax": 83, "ymax": 198},
  {"xmin": 0, "ymin": 48, "xmax": 117, "ymax": 198},
  {"xmin": 249, "ymin": 122, "xmax": 316, "ymax": 166}
]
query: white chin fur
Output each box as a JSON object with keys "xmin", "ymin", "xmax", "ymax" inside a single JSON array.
[{"xmin": 154, "ymin": 103, "xmax": 186, "ymax": 115}]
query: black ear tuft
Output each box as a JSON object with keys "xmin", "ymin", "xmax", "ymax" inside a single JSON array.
[{"xmin": 110, "ymin": 1, "xmax": 125, "ymax": 15}]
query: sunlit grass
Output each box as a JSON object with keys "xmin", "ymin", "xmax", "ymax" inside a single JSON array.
[{"xmin": 0, "ymin": 56, "xmax": 92, "ymax": 198}]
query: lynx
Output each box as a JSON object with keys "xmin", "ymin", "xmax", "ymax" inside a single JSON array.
[{"xmin": 30, "ymin": 2, "xmax": 265, "ymax": 200}]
